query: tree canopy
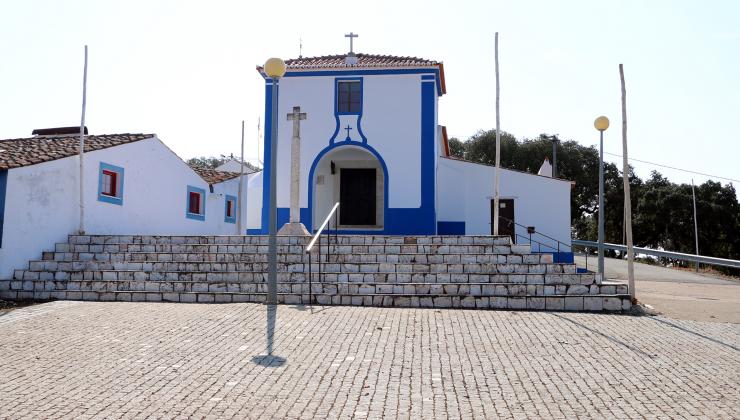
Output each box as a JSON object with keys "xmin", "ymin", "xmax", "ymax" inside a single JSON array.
[{"xmin": 450, "ymin": 130, "xmax": 739, "ymax": 271}]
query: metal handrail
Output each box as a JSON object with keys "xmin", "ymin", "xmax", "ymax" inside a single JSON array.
[
  {"xmin": 499, "ymin": 215, "xmax": 571, "ymax": 253},
  {"xmin": 305, "ymin": 202, "xmax": 339, "ymax": 306},
  {"xmin": 306, "ymin": 202, "xmax": 339, "ymax": 253}
]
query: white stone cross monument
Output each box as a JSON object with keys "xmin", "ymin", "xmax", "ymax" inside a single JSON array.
[{"xmin": 278, "ymin": 106, "xmax": 310, "ymax": 236}]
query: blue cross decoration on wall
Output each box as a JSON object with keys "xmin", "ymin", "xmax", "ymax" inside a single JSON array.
[{"xmin": 344, "ymin": 125, "xmax": 353, "ymax": 141}]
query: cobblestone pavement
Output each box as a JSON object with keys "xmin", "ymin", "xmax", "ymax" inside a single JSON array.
[{"xmin": 0, "ymin": 302, "xmax": 738, "ymax": 419}]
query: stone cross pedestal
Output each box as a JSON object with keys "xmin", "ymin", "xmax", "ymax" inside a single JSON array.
[{"xmin": 278, "ymin": 106, "xmax": 310, "ymax": 236}]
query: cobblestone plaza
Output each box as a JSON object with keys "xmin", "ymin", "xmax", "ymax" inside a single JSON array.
[{"xmin": 0, "ymin": 301, "xmax": 738, "ymax": 418}]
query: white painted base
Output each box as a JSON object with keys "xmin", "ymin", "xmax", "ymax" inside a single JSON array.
[{"xmin": 277, "ymin": 222, "xmax": 310, "ymax": 236}]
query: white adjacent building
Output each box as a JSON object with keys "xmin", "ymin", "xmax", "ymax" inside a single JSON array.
[
  {"xmin": 0, "ymin": 130, "xmax": 250, "ymax": 278},
  {"xmin": 245, "ymin": 53, "xmax": 572, "ymax": 249}
]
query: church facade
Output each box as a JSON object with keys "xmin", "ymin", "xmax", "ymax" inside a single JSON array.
[{"xmin": 246, "ymin": 53, "xmax": 573, "ymax": 247}]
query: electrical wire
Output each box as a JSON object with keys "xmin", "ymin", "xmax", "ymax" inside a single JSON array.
[{"xmin": 602, "ymin": 152, "xmax": 739, "ymax": 183}]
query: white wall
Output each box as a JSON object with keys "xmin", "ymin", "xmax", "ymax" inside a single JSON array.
[
  {"xmin": 274, "ymin": 73, "xmax": 428, "ymax": 213},
  {"xmin": 0, "ymin": 137, "xmax": 250, "ymax": 277},
  {"xmin": 437, "ymin": 157, "xmax": 572, "ymax": 248}
]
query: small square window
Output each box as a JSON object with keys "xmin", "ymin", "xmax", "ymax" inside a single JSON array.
[
  {"xmin": 337, "ymin": 80, "xmax": 361, "ymax": 114},
  {"xmin": 189, "ymin": 192, "xmax": 201, "ymax": 214},
  {"xmin": 97, "ymin": 162, "xmax": 124, "ymax": 205},
  {"xmin": 186, "ymin": 186, "xmax": 206, "ymax": 221},
  {"xmin": 224, "ymin": 195, "xmax": 237, "ymax": 224}
]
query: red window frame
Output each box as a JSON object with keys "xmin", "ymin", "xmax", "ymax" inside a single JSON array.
[
  {"xmin": 188, "ymin": 192, "xmax": 201, "ymax": 214},
  {"xmin": 101, "ymin": 170, "xmax": 117, "ymax": 197}
]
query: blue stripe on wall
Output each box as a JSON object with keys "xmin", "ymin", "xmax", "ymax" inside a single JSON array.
[
  {"xmin": 0, "ymin": 170, "xmax": 6, "ymax": 248},
  {"xmin": 261, "ymin": 81, "xmax": 275, "ymax": 233},
  {"xmin": 437, "ymin": 221, "xmax": 465, "ymax": 235}
]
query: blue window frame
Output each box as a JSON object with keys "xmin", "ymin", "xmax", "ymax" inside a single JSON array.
[
  {"xmin": 224, "ymin": 195, "xmax": 237, "ymax": 224},
  {"xmin": 336, "ymin": 79, "xmax": 362, "ymax": 115},
  {"xmin": 186, "ymin": 185, "xmax": 206, "ymax": 221},
  {"xmin": 97, "ymin": 162, "xmax": 124, "ymax": 205}
]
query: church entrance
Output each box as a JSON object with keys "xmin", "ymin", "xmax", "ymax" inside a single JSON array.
[
  {"xmin": 312, "ymin": 146, "xmax": 385, "ymax": 230},
  {"xmin": 340, "ymin": 168, "xmax": 376, "ymax": 225}
]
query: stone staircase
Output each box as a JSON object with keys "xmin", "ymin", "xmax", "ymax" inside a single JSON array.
[{"xmin": 0, "ymin": 235, "xmax": 631, "ymax": 311}]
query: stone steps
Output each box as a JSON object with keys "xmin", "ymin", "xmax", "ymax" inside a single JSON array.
[
  {"xmin": 0, "ymin": 289, "xmax": 629, "ymax": 311},
  {"xmin": 63, "ymin": 234, "xmax": 514, "ymax": 246},
  {"xmin": 17, "ymin": 262, "xmax": 576, "ymax": 278},
  {"xmin": 51, "ymin": 244, "xmax": 530, "ymax": 255},
  {"xmin": 0, "ymin": 234, "xmax": 632, "ymax": 312},
  {"xmin": 4, "ymin": 279, "xmax": 622, "ymax": 295},
  {"xmin": 42, "ymin": 251, "xmax": 553, "ymax": 264},
  {"xmin": 12, "ymin": 270, "xmax": 593, "ymax": 283}
]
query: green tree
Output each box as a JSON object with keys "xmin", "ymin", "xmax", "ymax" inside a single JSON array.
[{"xmin": 448, "ymin": 137, "xmax": 466, "ymax": 158}]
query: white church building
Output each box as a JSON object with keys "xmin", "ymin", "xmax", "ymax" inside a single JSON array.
[
  {"xmin": 0, "ymin": 50, "xmax": 574, "ymax": 279},
  {"xmin": 244, "ymin": 52, "xmax": 572, "ymax": 246}
]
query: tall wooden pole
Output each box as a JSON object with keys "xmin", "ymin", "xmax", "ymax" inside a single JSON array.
[
  {"xmin": 620, "ymin": 64, "xmax": 635, "ymax": 301},
  {"xmin": 691, "ymin": 179, "xmax": 699, "ymax": 272},
  {"xmin": 493, "ymin": 32, "xmax": 501, "ymax": 236},
  {"xmin": 78, "ymin": 45, "xmax": 88, "ymax": 235},
  {"xmin": 237, "ymin": 120, "xmax": 245, "ymax": 234}
]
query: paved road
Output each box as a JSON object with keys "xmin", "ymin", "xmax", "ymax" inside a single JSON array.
[
  {"xmin": 0, "ymin": 301, "xmax": 738, "ymax": 419},
  {"xmin": 575, "ymin": 256, "xmax": 740, "ymax": 323}
]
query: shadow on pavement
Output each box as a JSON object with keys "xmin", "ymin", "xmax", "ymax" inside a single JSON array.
[
  {"xmin": 251, "ymin": 304, "xmax": 286, "ymax": 367},
  {"xmin": 551, "ymin": 313, "xmax": 657, "ymax": 358},
  {"xmin": 648, "ymin": 317, "xmax": 739, "ymax": 352}
]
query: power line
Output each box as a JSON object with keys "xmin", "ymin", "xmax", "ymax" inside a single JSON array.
[{"xmin": 603, "ymin": 151, "xmax": 739, "ymax": 183}]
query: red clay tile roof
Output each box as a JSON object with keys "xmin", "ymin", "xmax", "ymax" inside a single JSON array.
[
  {"xmin": 0, "ymin": 133, "xmax": 154, "ymax": 170},
  {"xmin": 188, "ymin": 166, "xmax": 241, "ymax": 185},
  {"xmin": 279, "ymin": 53, "xmax": 441, "ymax": 70},
  {"xmin": 256, "ymin": 53, "xmax": 447, "ymax": 94}
]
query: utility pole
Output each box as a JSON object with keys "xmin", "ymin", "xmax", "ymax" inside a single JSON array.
[
  {"xmin": 78, "ymin": 45, "xmax": 88, "ymax": 235},
  {"xmin": 692, "ymin": 179, "xmax": 699, "ymax": 273},
  {"xmin": 493, "ymin": 32, "xmax": 501, "ymax": 236},
  {"xmin": 620, "ymin": 64, "xmax": 635, "ymax": 302},
  {"xmin": 237, "ymin": 120, "xmax": 245, "ymax": 235}
]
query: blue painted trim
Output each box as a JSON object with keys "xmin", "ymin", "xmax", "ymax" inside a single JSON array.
[
  {"xmin": 186, "ymin": 185, "xmax": 206, "ymax": 221},
  {"xmin": 331, "ymin": 77, "xmax": 367, "ymax": 145},
  {"xmin": 0, "ymin": 170, "xmax": 7, "ymax": 248},
  {"xmin": 419, "ymin": 76, "xmax": 437, "ymax": 232},
  {"xmin": 97, "ymin": 162, "xmax": 124, "ymax": 205},
  {"xmin": 260, "ymin": 80, "xmax": 277, "ymax": 232},
  {"xmin": 307, "ymin": 143, "xmax": 389, "ymax": 232},
  {"xmin": 437, "ymin": 221, "xmax": 465, "ymax": 235},
  {"xmin": 224, "ymin": 194, "xmax": 237, "ymax": 224},
  {"xmin": 260, "ymin": 68, "xmax": 444, "ymax": 96}
]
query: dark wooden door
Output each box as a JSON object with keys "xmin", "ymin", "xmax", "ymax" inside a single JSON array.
[
  {"xmin": 340, "ymin": 168, "xmax": 376, "ymax": 225},
  {"xmin": 491, "ymin": 199, "xmax": 515, "ymax": 242}
]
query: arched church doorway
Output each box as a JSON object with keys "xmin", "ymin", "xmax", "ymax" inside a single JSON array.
[{"xmin": 312, "ymin": 146, "xmax": 385, "ymax": 230}]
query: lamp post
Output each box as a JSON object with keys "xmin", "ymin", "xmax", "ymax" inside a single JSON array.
[
  {"xmin": 264, "ymin": 57, "xmax": 286, "ymax": 305},
  {"xmin": 594, "ymin": 116, "xmax": 609, "ymax": 277}
]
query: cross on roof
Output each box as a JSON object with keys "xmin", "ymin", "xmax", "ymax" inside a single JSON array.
[
  {"xmin": 344, "ymin": 125, "xmax": 353, "ymax": 141},
  {"xmin": 345, "ymin": 32, "xmax": 358, "ymax": 53}
]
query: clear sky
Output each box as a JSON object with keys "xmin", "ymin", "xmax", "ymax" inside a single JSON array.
[{"xmin": 1, "ymin": 0, "xmax": 738, "ymax": 188}]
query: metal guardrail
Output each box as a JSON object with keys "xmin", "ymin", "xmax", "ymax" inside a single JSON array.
[
  {"xmin": 306, "ymin": 202, "xmax": 339, "ymax": 305},
  {"xmin": 572, "ymin": 239, "xmax": 740, "ymax": 269}
]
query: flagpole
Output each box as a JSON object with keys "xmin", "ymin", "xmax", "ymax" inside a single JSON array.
[
  {"xmin": 493, "ymin": 32, "xmax": 501, "ymax": 236},
  {"xmin": 78, "ymin": 45, "xmax": 88, "ymax": 235},
  {"xmin": 237, "ymin": 120, "xmax": 245, "ymax": 234},
  {"xmin": 619, "ymin": 64, "xmax": 635, "ymax": 302}
]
